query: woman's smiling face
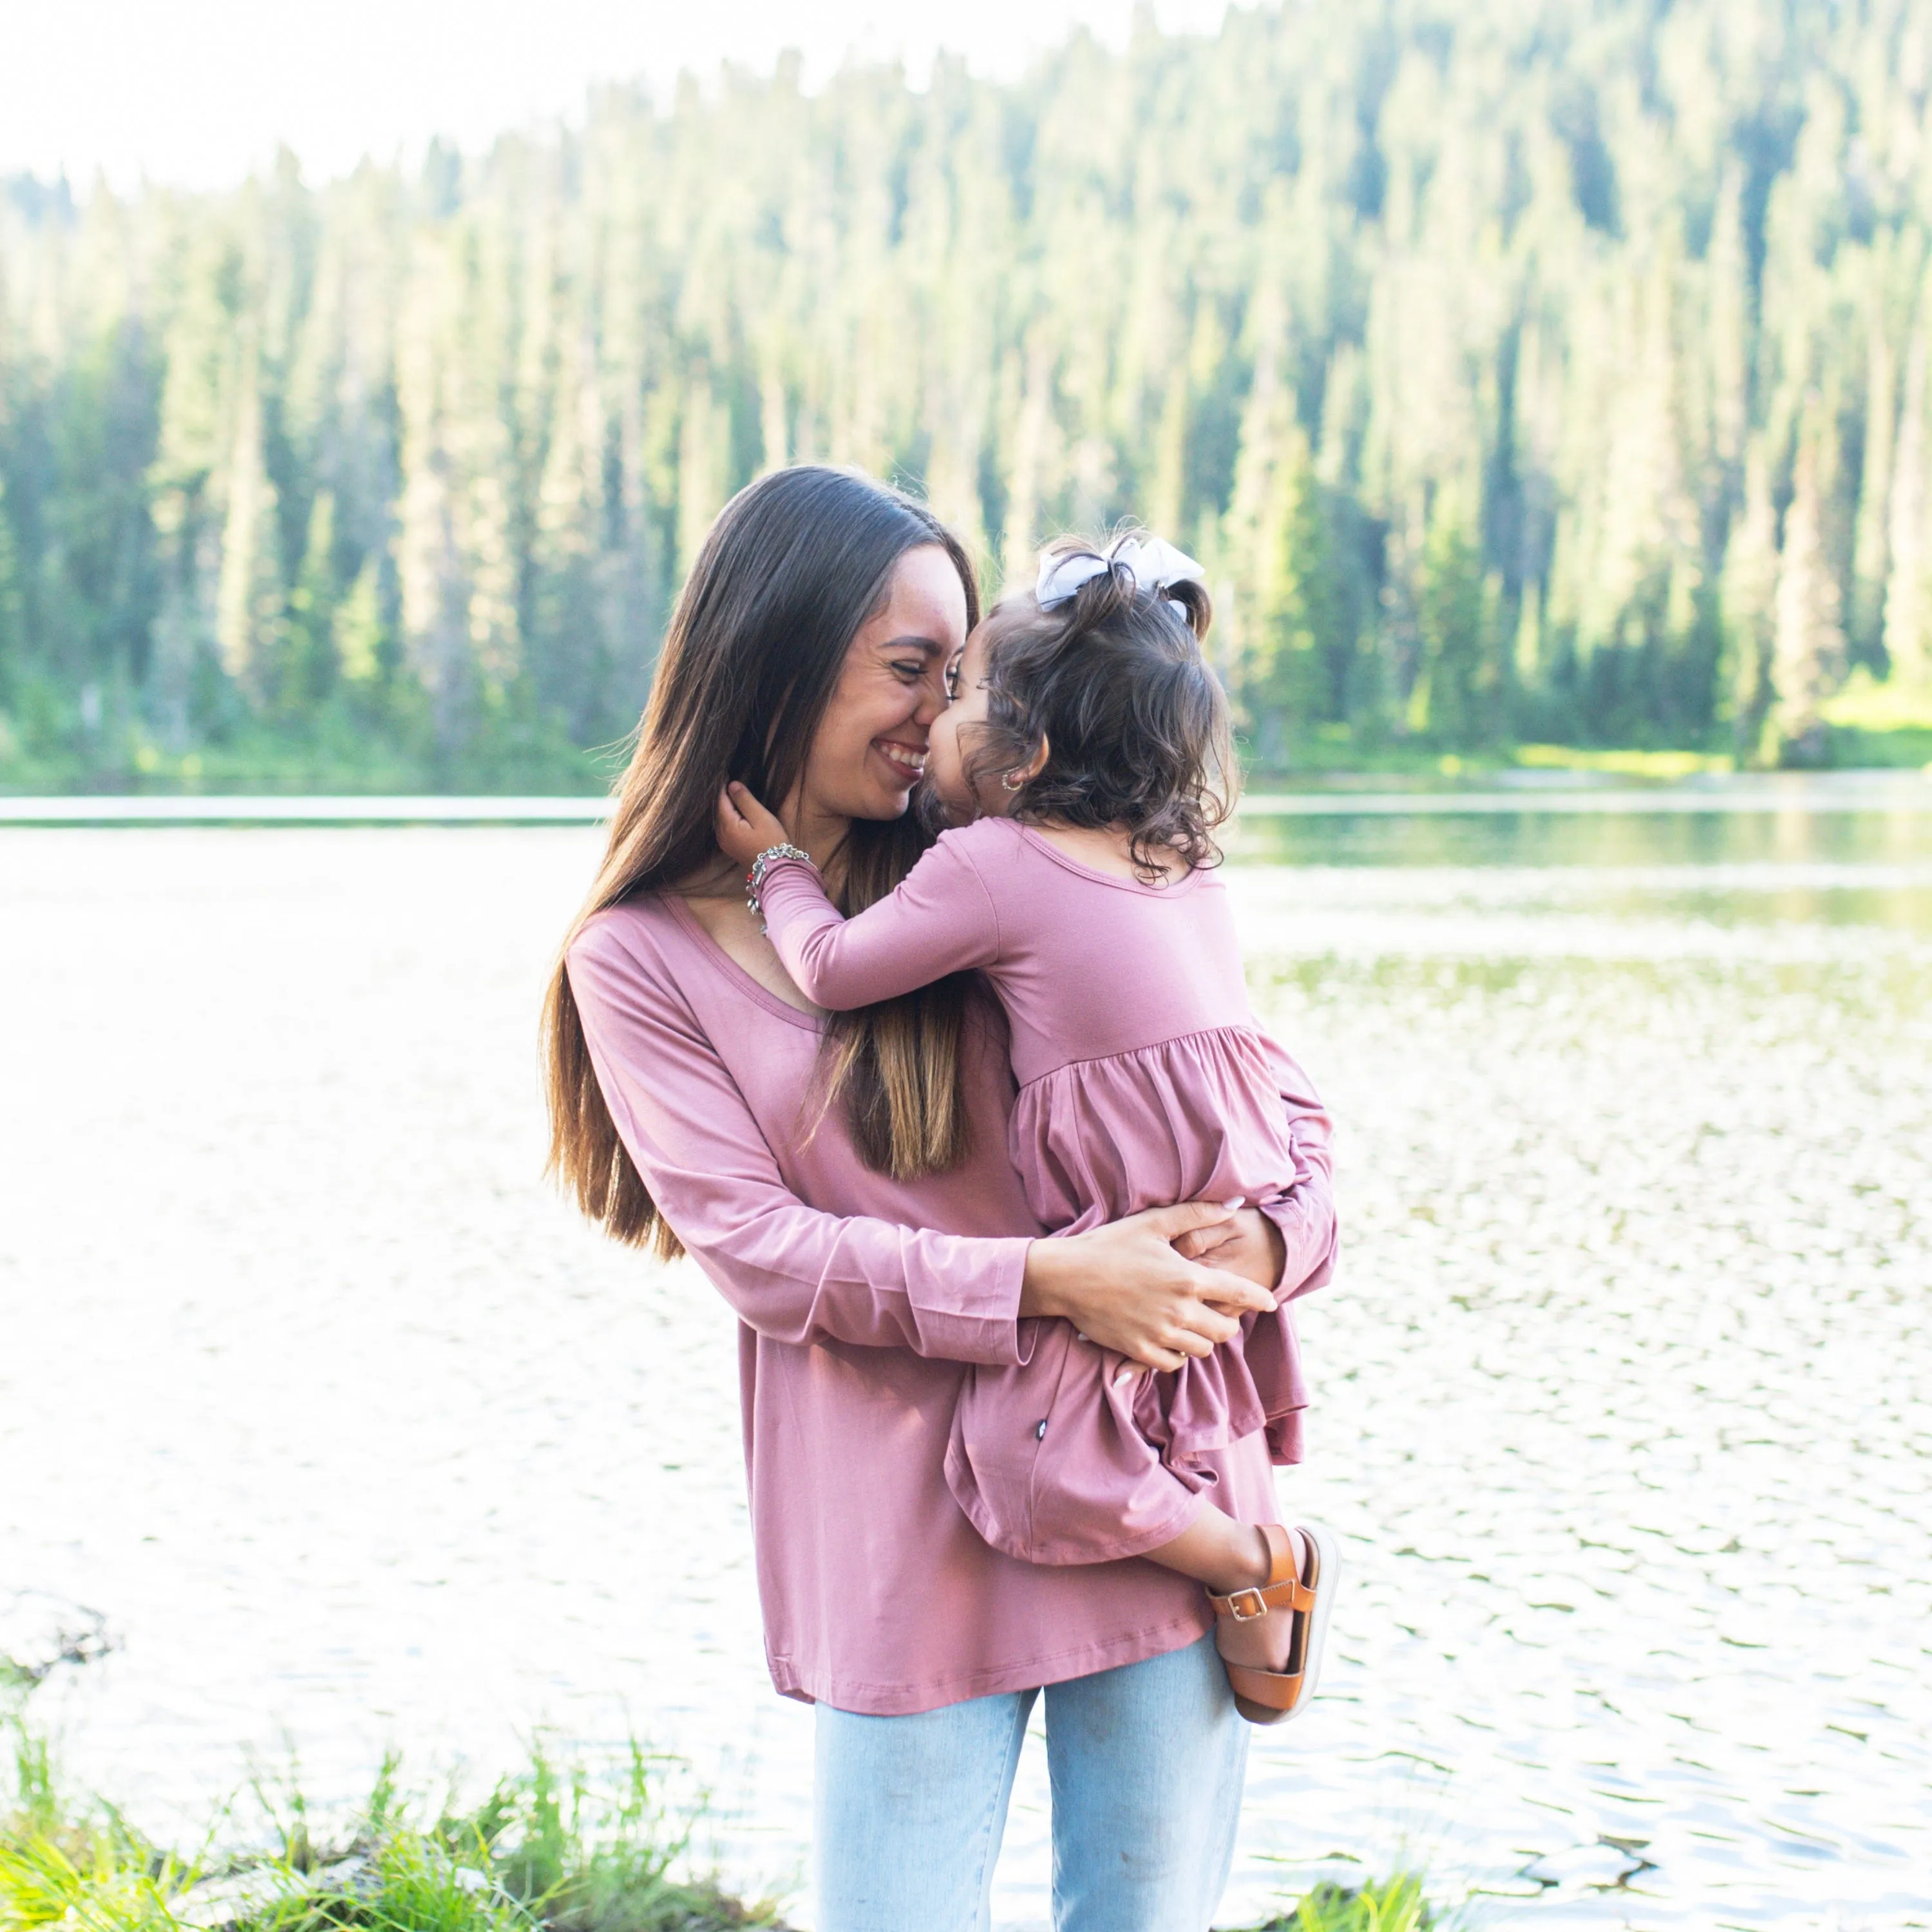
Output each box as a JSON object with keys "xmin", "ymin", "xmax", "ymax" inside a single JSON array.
[{"xmin": 792, "ymin": 543, "xmax": 968, "ymax": 841}]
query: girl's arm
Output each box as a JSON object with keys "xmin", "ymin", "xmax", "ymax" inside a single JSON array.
[
  {"xmin": 1258, "ymin": 1036, "xmax": 1340, "ymax": 1306},
  {"xmin": 567, "ymin": 918, "xmax": 1272, "ymax": 1365},
  {"xmin": 1178, "ymin": 1039, "xmax": 1338, "ymax": 1305},
  {"xmin": 753, "ymin": 835, "xmax": 1002, "ymax": 1010}
]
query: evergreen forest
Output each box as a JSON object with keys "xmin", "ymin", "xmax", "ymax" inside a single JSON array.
[{"xmin": 6, "ymin": 0, "xmax": 1932, "ymax": 791}]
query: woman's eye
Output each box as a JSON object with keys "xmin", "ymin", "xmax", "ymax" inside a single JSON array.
[{"xmin": 891, "ymin": 659, "xmax": 925, "ymax": 683}]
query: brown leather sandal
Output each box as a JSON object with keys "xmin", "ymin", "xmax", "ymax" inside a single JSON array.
[{"xmin": 1207, "ymin": 1521, "xmax": 1341, "ymax": 1725}]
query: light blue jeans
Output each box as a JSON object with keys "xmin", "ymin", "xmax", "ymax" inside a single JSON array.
[{"xmin": 814, "ymin": 1633, "xmax": 1247, "ymax": 1932}]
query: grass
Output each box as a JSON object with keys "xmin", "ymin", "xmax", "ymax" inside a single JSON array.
[
  {"xmin": 0, "ymin": 690, "xmax": 621, "ymax": 799},
  {"xmin": 1819, "ymin": 668, "xmax": 1932, "ymax": 733},
  {"xmin": 1236, "ymin": 1873, "xmax": 1436, "ymax": 1930},
  {"xmin": 11, "ymin": 724, "xmax": 1929, "ymax": 799},
  {"xmin": 0, "ymin": 739, "xmax": 616, "ymax": 799},
  {"xmin": 1, "ymin": 1711, "xmax": 1450, "ymax": 1932},
  {"xmin": 1817, "ymin": 668, "xmax": 1932, "ymax": 769},
  {"xmin": 1511, "ymin": 744, "xmax": 1734, "ymax": 779},
  {"xmin": 0, "ymin": 1714, "xmax": 783, "ymax": 1932}
]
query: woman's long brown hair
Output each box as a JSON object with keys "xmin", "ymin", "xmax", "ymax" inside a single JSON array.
[{"xmin": 542, "ymin": 466, "xmax": 981, "ymax": 1256}]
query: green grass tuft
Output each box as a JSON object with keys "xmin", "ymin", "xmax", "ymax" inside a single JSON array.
[
  {"xmin": 1238, "ymin": 1871, "xmax": 1437, "ymax": 1931},
  {"xmin": 1, "ymin": 1717, "xmax": 783, "ymax": 1932}
]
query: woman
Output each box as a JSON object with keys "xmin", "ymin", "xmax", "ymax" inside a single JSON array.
[{"xmin": 543, "ymin": 466, "xmax": 1337, "ymax": 1932}]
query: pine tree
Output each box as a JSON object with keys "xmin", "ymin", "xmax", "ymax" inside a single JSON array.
[
  {"xmin": 1770, "ymin": 419, "xmax": 1846, "ymax": 761},
  {"xmin": 332, "ymin": 557, "xmax": 387, "ymax": 685},
  {"xmin": 1412, "ymin": 485, "xmax": 1498, "ymax": 750},
  {"xmin": 1849, "ymin": 310, "xmax": 1895, "ymax": 665},
  {"xmin": 286, "ymin": 488, "xmax": 339, "ymax": 708},
  {"xmin": 0, "ymin": 475, "xmax": 25, "ymax": 751},
  {"xmin": 1719, "ymin": 448, "xmax": 1780, "ymax": 761},
  {"xmin": 1246, "ymin": 426, "xmax": 1353, "ymax": 739},
  {"xmin": 1885, "ymin": 312, "xmax": 1932, "ymax": 689},
  {"xmin": 215, "ymin": 334, "xmax": 290, "ymax": 710}
]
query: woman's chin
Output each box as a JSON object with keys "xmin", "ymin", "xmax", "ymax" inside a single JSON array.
[{"xmin": 849, "ymin": 781, "xmax": 916, "ymax": 822}]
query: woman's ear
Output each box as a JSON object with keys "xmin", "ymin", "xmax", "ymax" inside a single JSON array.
[{"xmin": 1021, "ymin": 735, "xmax": 1050, "ymax": 781}]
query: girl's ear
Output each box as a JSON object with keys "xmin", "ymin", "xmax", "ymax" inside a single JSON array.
[{"xmin": 998, "ymin": 736, "xmax": 1048, "ymax": 801}]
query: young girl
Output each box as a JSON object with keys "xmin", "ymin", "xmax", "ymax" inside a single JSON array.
[{"xmin": 715, "ymin": 533, "xmax": 1340, "ymax": 1724}]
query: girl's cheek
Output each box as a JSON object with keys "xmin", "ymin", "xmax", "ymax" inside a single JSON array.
[{"xmin": 927, "ymin": 741, "xmax": 973, "ymax": 813}]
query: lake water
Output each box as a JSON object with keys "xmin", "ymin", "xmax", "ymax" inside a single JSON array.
[{"xmin": 3, "ymin": 789, "xmax": 1929, "ymax": 1929}]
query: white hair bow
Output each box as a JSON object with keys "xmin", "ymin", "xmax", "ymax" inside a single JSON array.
[{"xmin": 1034, "ymin": 535, "xmax": 1206, "ymax": 609}]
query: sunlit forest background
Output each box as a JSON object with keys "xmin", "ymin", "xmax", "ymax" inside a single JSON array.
[{"xmin": 6, "ymin": 0, "xmax": 1932, "ymax": 791}]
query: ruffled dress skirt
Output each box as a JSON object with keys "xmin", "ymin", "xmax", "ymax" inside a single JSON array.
[{"xmin": 944, "ymin": 1025, "xmax": 1311, "ymax": 1565}]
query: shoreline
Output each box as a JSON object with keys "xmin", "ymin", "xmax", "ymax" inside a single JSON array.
[{"xmin": 1, "ymin": 1698, "xmax": 1436, "ymax": 1932}]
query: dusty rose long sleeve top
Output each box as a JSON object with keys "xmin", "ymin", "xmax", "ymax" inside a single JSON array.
[
  {"xmin": 753, "ymin": 816, "xmax": 1332, "ymax": 1562},
  {"xmin": 567, "ymin": 888, "xmax": 1336, "ymax": 1714}
]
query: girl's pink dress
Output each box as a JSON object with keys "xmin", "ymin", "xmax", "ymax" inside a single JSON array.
[{"xmin": 755, "ymin": 815, "xmax": 1325, "ymax": 1565}]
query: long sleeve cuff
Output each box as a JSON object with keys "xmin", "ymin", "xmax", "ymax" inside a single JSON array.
[
  {"xmin": 907, "ymin": 1235, "xmax": 1032, "ymax": 1363},
  {"xmin": 1258, "ymin": 1186, "xmax": 1338, "ymax": 1305}
]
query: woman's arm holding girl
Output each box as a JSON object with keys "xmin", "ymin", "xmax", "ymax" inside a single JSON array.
[{"xmin": 567, "ymin": 917, "xmax": 1272, "ymax": 1367}]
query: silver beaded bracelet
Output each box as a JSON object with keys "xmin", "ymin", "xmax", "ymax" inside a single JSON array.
[{"xmin": 745, "ymin": 842, "xmax": 817, "ymax": 929}]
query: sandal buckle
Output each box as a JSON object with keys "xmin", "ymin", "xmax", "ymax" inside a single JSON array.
[{"xmin": 1225, "ymin": 1586, "xmax": 1269, "ymax": 1622}]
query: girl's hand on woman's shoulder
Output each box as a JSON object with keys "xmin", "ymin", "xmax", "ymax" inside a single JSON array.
[{"xmin": 717, "ymin": 781, "xmax": 792, "ymax": 867}]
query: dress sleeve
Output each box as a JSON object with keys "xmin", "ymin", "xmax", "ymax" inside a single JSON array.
[
  {"xmin": 755, "ymin": 833, "xmax": 1002, "ymax": 1010},
  {"xmin": 567, "ymin": 919, "xmax": 1029, "ymax": 1365},
  {"xmin": 1258, "ymin": 1035, "xmax": 1340, "ymax": 1306}
]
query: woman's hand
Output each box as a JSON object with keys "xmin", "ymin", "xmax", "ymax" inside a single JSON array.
[
  {"xmin": 716, "ymin": 781, "xmax": 792, "ymax": 868},
  {"xmin": 1019, "ymin": 1201, "xmax": 1278, "ymax": 1372},
  {"xmin": 1172, "ymin": 1205, "xmax": 1285, "ymax": 1297}
]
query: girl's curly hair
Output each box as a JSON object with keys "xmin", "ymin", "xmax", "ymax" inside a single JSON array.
[{"xmin": 963, "ymin": 536, "xmax": 1236, "ymax": 878}]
